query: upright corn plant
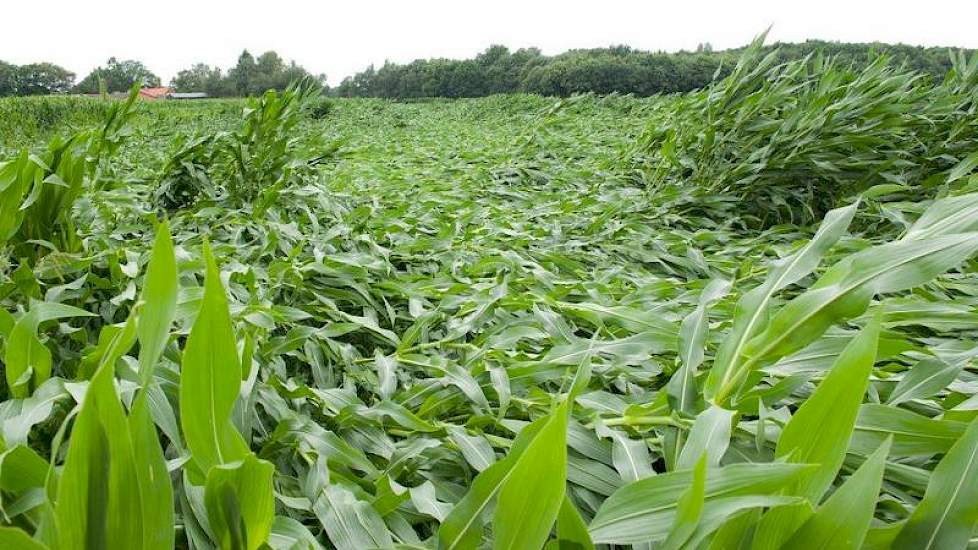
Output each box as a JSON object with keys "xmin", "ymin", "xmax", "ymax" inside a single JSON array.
[
  {"xmin": 0, "ymin": 221, "xmax": 178, "ymax": 549},
  {"xmin": 0, "ymin": 83, "xmax": 139, "ymax": 254},
  {"xmin": 179, "ymin": 240, "xmax": 275, "ymax": 550}
]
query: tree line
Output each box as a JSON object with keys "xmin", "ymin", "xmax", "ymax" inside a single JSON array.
[
  {"xmin": 0, "ymin": 51, "xmax": 324, "ymax": 97},
  {"xmin": 1, "ymin": 41, "xmax": 972, "ymax": 99},
  {"xmin": 334, "ymin": 40, "xmax": 974, "ymax": 98}
]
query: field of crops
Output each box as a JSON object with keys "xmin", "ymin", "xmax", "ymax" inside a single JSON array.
[{"xmin": 3, "ymin": 40, "xmax": 978, "ymax": 550}]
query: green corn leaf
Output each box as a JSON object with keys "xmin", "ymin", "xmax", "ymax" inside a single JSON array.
[
  {"xmin": 4, "ymin": 302, "xmax": 95, "ymax": 397},
  {"xmin": 782, "ymin": 437, "xmax": 891, "ymax": 550},
  {"xmin": 204, "ymin": 454, "xmax": 275, "ymax": 550},
  {"xmin": 946, "ymin": 152, "xmax": 978, "ymax": 184},
  {"xmin": 775, "ymin": 313, "xmax": 880, "ymax": 499},
  {"xmin": 892, "ymin": 415, "xmax": 978, "ymax": 549},
  {"xmin": 55, "ymin": 315, "xmax": 173, "ymax": 550},
  {"xmin": 751, "ymin": 313, "xmax": 880, "ymax": 550},
  {"xmin": 437, "ymin": 413, "xmax": 550, "ymax": 550},
  {"xmin": 885, "ymin": 358, "xmax": 963, "ymax": 406},
  {"xmin": 136, "ymin": 220, "xmax": 177, "ymax": 385},
  {"xmin": 128, "ymin": 392, "xmax": 175, "ymax": 550},
  {"xmin": 548, "ymin": 495, "xmax": 594, "ymax": 550},
  {"xmin": 668, "ymin": 278, "xmax": 730, "ymax": 414},
  {"xmin": 742, "ymin": 234, "xmax": 978, "ymax": 372},
  {"xmin": 661, "ymin": 454, "xmax": 706, "ymax": 550},
  {"xmin": 180, "ymin": 241, "xmax": 249, "ymax": 473},
  {"xmin": 0, "ymin": 526, "xmax": 48, "ymax": 550},
  {"xmin": 493, "ymin": 400, "xmax": 569, "ymax": 550},
  {"xmin": 904, "ymin": 193, "xmax": 978, "ymax": 239},
  {"xmin": 677, "ymin": 405, "xmax": 735, "ymax": 470},
  {"xmin": 313, "ymin": 484, "xmax": 393, "ymax": 550},
  {"xmin": 588, "ymin": 462, "xmax": 812, "ymax": 544},
  {"xmin": 852, "ymin": 403, "xmax": 967, "ymax": 457},
  {"xmin": 705, "ymin": 202, "xmax": 856, "ymax": 404},
  {"xmin": 267, "ymin": 516, "xmax": 323, "ymax": 550}
]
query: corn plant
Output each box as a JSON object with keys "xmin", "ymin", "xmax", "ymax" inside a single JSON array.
[{"xmin": 1, "ymin": 49, "xmax": 978, "ymax": 550}]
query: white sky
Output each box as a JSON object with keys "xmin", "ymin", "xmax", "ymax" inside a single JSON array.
[{"xmin": 3, "ymin": 0, "xmax": 977, "ymax": 86}]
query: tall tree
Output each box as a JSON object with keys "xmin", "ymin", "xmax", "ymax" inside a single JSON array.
[
  {"xmin": 171, "ymin": 63, "xmax": 225, "ymax": 94},
  {"xmin": 228, "ymin": 50, "xmax": 257, "ymax": 96},
  {"xmin": 0, "ymin": 61, "xmax": 18, "ymax": 96},
  {"xmin": 75, "ymin": 57, "xmax": 161, "ymax": 93},
  {"xmin": 16, "ymin": 63, "xmax": 75, "ymax": 95}
]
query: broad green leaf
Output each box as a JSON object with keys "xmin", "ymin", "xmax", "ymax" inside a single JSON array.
[
  {"xmin": 775, "ymin": 313, "xmax": 880, "ymax": 500},
  {"xmin": 312, "ymin": 484, "xmax": 393, "ymax": 550},
  {"xmin": 852, "ymin": 403, "xmax": 966, "ymax": 456},
  {"xmin": 892, "ymin": 415, "xmax": 978, "ymax": 549},
  {"xmin": 180, "ymin": 241, "xmax": 249, "ymax": 472},
  {"xmin": 267, "ymin": 516, "xmax": 323, "ymax": 550},
  {"xmin": 588, "ymin": 462, "xmax": 811, "ymax": 544},
  {"xmin": 438, "ymin": 415, "xmax": 549, "ymax": 550},
  {"xmin": 136, "ymin": 220, "xmax": 177, "ymax": 384},
  {"xmin": 2, "ymin": 378, "xmax": 70, "ymax": 446},
  {"xmin": 55, "ymin": 315, "xmax": 172, "ymax": 550},
  {"xmin": 743, "ymin": 233, "xmax": 978, "ymax": 370},
  {"xmin": 905, "ymin": 192, "xmax": 978, "ymax": 239},
  {"xmin": 677, "ymin": 405, "xmax": 735, "ymax": 470},
  {"xmin": 668, "ymin": 278, "xmax": 730, "ymax": 414},
  {"xmin": 4, "ymin": 302, "xmax": 95, "ymax": 397},
  {"xmin": 886, "ymin": 358, "xmax": 962, "ymax": 406},
  {"xmin": 128, "ymin": 392, "xmax": 175, "ymax": 550},
  {"xmin": 608, "ymin": 431, "xmax": 654, "ymax": 482},
  {"xmin": 705, "ymin": 202, "xmax": 856, "ymax": 404},
  {"xmin": 0, "ymin": 526, "xmax": 48, "ymax": 550},
  {"xmin": 549, "ymin": 495, "xmax": 594, "ymax": 550},
  {"xmin": 493, "ymin": 400, "xmax": 569, "ymax": 550},
  {"xmin": 0, "ymin": 444, "xmax": 49, "ymax": 521},
  {"xmin": 204, "ymin": 454, "xmax": 275, "ymax": 550},
  {"xmin": 447, "ymin": 426, "xmax": 496, "ymax": 472},
  {"xmin": 751, "ymin": 314, "xmax": 880, "ymax": 550},
  {"xmin": 783, "ymin": 438, "xmax": 891, "ymax": 550},
  {"xmin": 946, "ymin": 151, "xmax": 978, "ymax": 183},
  {"xmin": 661, "ymin": 454, "xmax": 706, "ymax": 550}
]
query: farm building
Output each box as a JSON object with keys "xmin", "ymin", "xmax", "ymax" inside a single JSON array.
[
  {"xmin": 136, "ymin": 87, "xmax": 209, "ymax": 100},
  {"xmin": 138, "ymin": 86, "xmax": 173, "ymax": 100},
  {"xmin": 169, "ymin": 92, "xmax": 209, "ymax": 99}
]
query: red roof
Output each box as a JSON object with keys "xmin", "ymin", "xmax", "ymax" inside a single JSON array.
[{"xmin": 139, "ymin": 87, "xmax": 172, "ymax": 99}]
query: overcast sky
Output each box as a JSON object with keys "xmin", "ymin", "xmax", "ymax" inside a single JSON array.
[{"xmin": 3, "ymin": 1, "xmax": 977, "ymax": 86}]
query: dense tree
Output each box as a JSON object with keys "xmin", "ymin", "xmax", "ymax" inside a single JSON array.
[
  {"xmin": 170, "ymin": 63, "xmax": 234, "ymax": 96},
  {"xmin": 16, "ymin": 63, "xmax": 76, "ymax": 95},
  {"xmin": 173, "ymin": 50, "xmax": 324, "ymax": 97},
  {"xmin": 228, "ymin": 50, "xmax": 257, "ymax": 95},
  {"xmin": 0, "ymin": 61, "xmax": 17, "ymax": 96},
  {"xmin": 0, "ymin": 60, "xmax": 75, "ymax": 96},
  {"xmin": 74, "ymin": 57, "xmax": 161, "ymax": 93},
  {"xmin": 336, "ymin": 40, "xmax": 974, "ymax": 99}
]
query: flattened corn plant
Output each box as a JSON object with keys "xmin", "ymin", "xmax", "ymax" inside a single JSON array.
[{"xmin": 2, "ymin": 42, "xmax": 978, "ymax": 550}]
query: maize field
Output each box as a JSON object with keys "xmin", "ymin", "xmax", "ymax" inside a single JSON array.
[{"xmin": 2, "ymin": 37, "xmax": 978, "ymax": 549}]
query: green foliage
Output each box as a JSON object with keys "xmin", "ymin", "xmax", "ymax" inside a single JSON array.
[
  {"xmin": 74, "ymin": 57, "xmax": 161, "ymax": 94},
  {"xmin": 633, "ymin": 34, "xmax": 978, "ymax": 225},
  {"xmin": 2, "ymin": 45, "xmax": 978, "ymax": 549},
  {"xmin": 336, "ymin": 40, "xmax": 974, "ymax": 99},
  {"xmin": 0, "ymin": 61, "xmax": 75, "ymax": 97},
  {"xmin": 172, "ymin": 50, "xmax": 326, "ymax": 97},
  {"xmin": 154, "ymin": 81, "xmax": 320, "ymax": 208},
  {"xmin": 180, "ymin": 240, "xmax": 250, "ymax": 473}
]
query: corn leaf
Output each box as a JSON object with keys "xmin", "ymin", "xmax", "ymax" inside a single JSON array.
[
  {"xmin": 782, "ymin": 437, "xmax": 891, "ymax": 550},
  {"xmin": 204, "ymin": 454, "xmax": 275, "ymax": 550},
  {"xmin": 892, "ymin": 415, "xmax": 978, "ymax": 549},
  {"xmin": 180, "ymin": 241, "xmax": 249, "ymax": 473}
]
